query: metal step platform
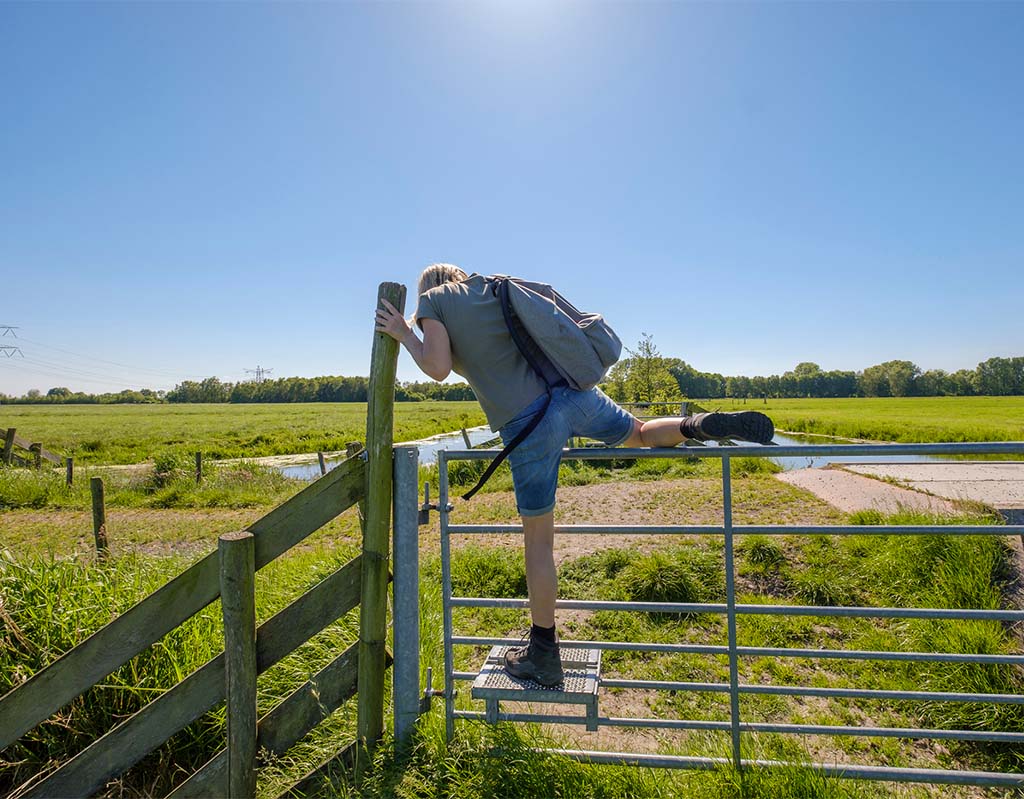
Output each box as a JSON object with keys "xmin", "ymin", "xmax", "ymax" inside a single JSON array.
[{"xmin": 471, "ymin": 645, "xmax": 601, "ymax": 731}]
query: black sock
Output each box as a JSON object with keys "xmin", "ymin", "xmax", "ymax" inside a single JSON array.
[
  {"xmin": 531, "ymin": 623, "xmax": 556, "ymax": 644},
  {"xmin": 679, "ymin": 416, "xmax": 703, "ymax": 440}
]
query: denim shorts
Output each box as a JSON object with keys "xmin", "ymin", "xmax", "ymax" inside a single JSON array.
[{"xmin": 498, "ymin": 386, "xmax": 636, "ymax": 517}]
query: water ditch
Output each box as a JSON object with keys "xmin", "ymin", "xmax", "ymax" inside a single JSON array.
[{"xmin": 276, "ymin": 428, "xmax": 944, "ymax": 482}]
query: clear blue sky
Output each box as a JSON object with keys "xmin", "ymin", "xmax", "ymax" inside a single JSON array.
[{"xmin": 1, "ymin": 1, "xmax": 1021, "ymax": 396}]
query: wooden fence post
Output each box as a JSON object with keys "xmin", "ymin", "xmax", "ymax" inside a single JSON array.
[
  {"xmin": 29, "ymin": 443, "xmax": 42, "ymax": 469},
  {"xmin": 90, "ymin": 477, "xmax": 109, "ymax": 560},
  {"xmin": 317, "ymin": 451, "xmax": 327, "ymax": 476},
  {"xmin": 219, "ymin": 531, "xmax": 257, "ymax": 799},
  {"xmin": 357, "ymin": 281, "xmax": 405, "ymax": 757},
  {"xmin": 460, "ymin": 428, "xmax": 472, "ymax": 448},
  {"xmin": 2, "ymin": 428, "xmax": 14, "ymax": 465},
  {"xmin": 66, "ymin": 457, "xmax": 74, "ymax": 486},
  {"xmin": 195, "ymin": 452, "xmax": 203, "ymax": 485}
]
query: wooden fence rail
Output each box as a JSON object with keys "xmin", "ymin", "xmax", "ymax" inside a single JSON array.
[
  {"xmin": 3, "ymin": 282, "xmax": 404, "ymax": 798},
  {"xmin": 1, "ymin": 427, "xmax": 62, "ymax": 466},
  {"xmin": 20, "ymin": 554, "xmax": 365, "ymax": 798},
  {"xmin": 0, "ymin": 451, "xmax": 365, "ymax": 751}
]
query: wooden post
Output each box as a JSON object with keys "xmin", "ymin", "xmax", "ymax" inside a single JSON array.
[
  {"xmin": 219, "ymin": 531, "xmax": 257, "ymax": 799},
  {"xmin": 66, "ymin": 457, "xmax": 74, "ymax": 486},
  {"xmin": 90, "ymin": 477, "xmax": 109, "ymax": 560},
  {"xmin": 357, "ymin": 281, "xmax": 405, "ymax": 757},
  {"xmin": 29, "ymin": 443, "xmax": 42, "ymax": 469},
  {"xmin": 460, "ymin": 427, "xmax": 472, "ymax": 448},
  {"xmin": 317, "ymin": 451, "xmax": 327, "ymax": 476},
  {"xmin": 195, "ymin": 452, "xmax": 203, "ymax": 484},
  {"xmin": 2, "ymin": 428, "xmax": 14, "ymax": 465}
]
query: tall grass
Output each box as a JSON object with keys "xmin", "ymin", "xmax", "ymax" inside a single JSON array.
[
  {"xmin": 3, "ymin": 504, "xmax": 1021, "ymax": 796},
  {"xmin": 0, "ymin": 458, "xmax": 300, "ymax": 511},
  {"xmin": 0, "ymin": 544, "xmax": 360, "ymax": 797}
]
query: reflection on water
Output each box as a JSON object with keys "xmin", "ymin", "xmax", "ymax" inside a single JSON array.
[
  {"xmin": 761, "ymin": 433, "xmax": 942, "ymax": 470},
  {"xmin": 278, "ymin": 425, "xmax": 497, "ymax": 480}
]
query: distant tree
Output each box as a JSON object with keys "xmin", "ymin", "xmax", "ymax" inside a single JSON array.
[
  {"xmin": 949, "ymin": 369, "xmax": 978, "ymax": 396},
  {"xmin": 859, "ymin": 360, "xmax": 919, "ymax": 397},
  {"xmin": 975, "ymin": 356, "xmax": 1024, "ymax": 396},
  {"xmin": 916, "ymin": 369, "xmax": 950, "ymax": 396},
  {"xmin": 47, "ymin": 386, "xmax": 72, "ymax": 398},
  {"xmin": 621, "ymin": 334, "xmax": 680, "ymax": 404}
]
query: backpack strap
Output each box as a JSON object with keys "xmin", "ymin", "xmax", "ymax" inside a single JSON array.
[{"xmin": 461, "ymin": 277, "xmax": 553, "ymax": 501}]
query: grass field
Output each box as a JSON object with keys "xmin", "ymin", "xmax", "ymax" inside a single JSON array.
[
  {"xmin": 3, "ymin": 501, "xmax": 1019, "ymax": 798},
  {"xmin": 0, "ymin": 402, "xmax": 487, "ymax": 465},
  {"xmin": 2, "ymin": 395, "xmax": 1022, "ymax": 796},
  {"xmin": 1, "ymin": 397, "xmax": 1020, "ymax": 470},
  {"xmin": 710, "ymin": 396, "xmax": 1024, "ymax": 443}
]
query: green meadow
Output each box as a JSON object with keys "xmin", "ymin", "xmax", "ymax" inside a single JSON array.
[
  {"xmin": 0, "ymin": 401, "xmax": 487, "ymax": 465},
  {"xmin": 2, "ymin": 396, "xmax": 1021, "ymax": 470},
  {"xmin": 2, "ymin": 505, "xmax": 1020, "ymax": 798},
  {"xmin": 712, "ymin": 396, "xmax": 1024, "ymax": 443},
  {"xmin": 1, "ymin": 395, "xmax": 1022, "ymax": 796}
]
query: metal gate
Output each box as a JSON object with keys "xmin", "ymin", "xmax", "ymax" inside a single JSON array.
[{"xmin": 420, "ymin": 441, "xmax": 1024, "ymax": 789}]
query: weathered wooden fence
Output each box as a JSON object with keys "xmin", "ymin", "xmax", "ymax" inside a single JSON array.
[
  {"xmin": 2, "ymin": 427, "xmax": 62, "ymax": 468},
  {"xmin": 0, "ymin": 282, "xmax": 407, "ymax": 798}
]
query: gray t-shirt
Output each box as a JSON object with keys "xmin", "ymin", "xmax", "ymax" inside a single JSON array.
[{"xmin": 415, "ymin": 273, "xmax": 546, "ymax": 430}]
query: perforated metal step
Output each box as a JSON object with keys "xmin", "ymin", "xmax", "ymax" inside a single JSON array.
[{"xmin": 471, "ymin": 645, "xmax": 601, "ymax": 730}]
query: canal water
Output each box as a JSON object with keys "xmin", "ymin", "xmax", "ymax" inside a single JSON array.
[
  {"xmin": 279, "ymin": 425, "xmax": 497, "ymax": 480},
  {"xmin": 278, "ymin": 428, "xmax": 943, "ymax": 481}
]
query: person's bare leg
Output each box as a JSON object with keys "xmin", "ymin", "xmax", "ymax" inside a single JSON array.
[
  {"xmin": 620, "ymin": 417, "xmax": 686, "ymax": 448},
  {"xmin": 522, "ymin": 511, "xmax": 557, "ymax": 628}
]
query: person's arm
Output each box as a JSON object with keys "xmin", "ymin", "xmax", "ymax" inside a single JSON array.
[{"xmin": 375, "ymin": 298, "xmax": 452, "ymax": 381}]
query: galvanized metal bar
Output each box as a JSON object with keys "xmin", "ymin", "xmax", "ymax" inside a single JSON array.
[
  {"xmin": 734, "ymin": 525, "xmax": 1024, "ymax": 537},
  {"xmin": 722, "ymin": 456, "xmax": 743, "ymax": 770},
  {"xmin": 391, "ymin": 445, "xmax": 420, "ymax": 749},
  {"xmin": 599, "ymin": 678, "xmax": 730, "ymax": 693},
  {"xmin": 448, "ymin": 596, "xmax": 1022, "ymax": 621},
  {"xmin": 454, "ymin": 710, "xmax": 1024, "ymax": 744},
  {"xmin": 734, "ymin": 604, "xmax": 1024, "ymax": 621},
  {"xmin": 450, "ymin": 636, "xmax": 1024, "ymax": 665},
  {"xmin": 446, "ymin": 523, "xmax": 1023, "ymax": 537},
  {"xmin": 449, "ymin": 597, "xmax": 727, "ymax": 613},
  {"xmin": 444, "ymin": 441, "xmax": 1024, "ymax": 460},
  {"xmin": 549, "ymin": 750, "xmax": 1024, "ymax": 787},
  {"xmin": 740, "ymin": 721, "xmax": 1024, "ymax": 744},
  {"xmin": 738, "ymin": 684, "xmax": 1024, "ymax": 704},
  {"xmin": 454, "ymin": 710, "xmax": 732, "ymax": 732},
  {"xmin": 737, "ymin": 646, "xmax": 1024, "ymax": 666},
  {"xmin": 451, "ymin": 635, "xmax": 730, "ymax": 656},
  {"xmin": 438, "ymin": 451, "xmax": 456, "ymax": 743}
]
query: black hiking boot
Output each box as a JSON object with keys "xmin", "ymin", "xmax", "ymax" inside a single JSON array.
[
  {"xmin": 680, "ymin": 411, "xmax": 775, "ymax": 445},
  {"xmin": 504, "ymin": 631, "xmax": 564, "ymax": 687}
]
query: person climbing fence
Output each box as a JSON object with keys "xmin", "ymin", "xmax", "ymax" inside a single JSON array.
[{"xmin": 375, "ymin": 263, "xmax": 775, "ymax": 686}]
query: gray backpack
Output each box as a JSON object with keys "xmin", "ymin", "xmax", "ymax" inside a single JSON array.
[
  {"xmin": 461, "ymin": 275, "xmax": 622, "ymax": 500},
  {"xmin": 495, "ymin": 275, "xmax": 622, "ymax": 391}
]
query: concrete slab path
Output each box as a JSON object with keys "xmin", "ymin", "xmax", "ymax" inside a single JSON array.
[
  {"xmin": 841, "ymin": 462, "xmax": 1024, "ymax": 512},
  {"xmin": 775, "ymin": 467, "xmax": 959, "ymax": 515}
]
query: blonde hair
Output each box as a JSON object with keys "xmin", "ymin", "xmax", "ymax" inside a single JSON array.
[{"xmin": 417, "ymin": 263, "xmax": 467, "ymax": 297}]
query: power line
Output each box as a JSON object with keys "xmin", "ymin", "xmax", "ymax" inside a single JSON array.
[
  {"xmin": 245, "ymin": 365, "xmax": 274, "ymax": 383},
  {"xmin": 15, "ymin": 336, "xmax": 208, "ymax": 380}
]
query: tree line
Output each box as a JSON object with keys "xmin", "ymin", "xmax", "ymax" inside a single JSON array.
[
  {"xmin": 0, "ymin": 376, "xmax": 476, "ymax": 405},
  {"xmin": 604, "ymin": 336, "xmax": 1024, "ymax": 403},
  {"xmin": 3, "ymin": 350, "xmax": 1022, "ymax": 405}
]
